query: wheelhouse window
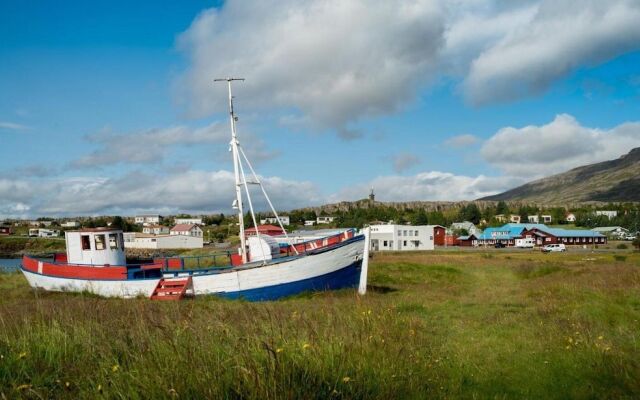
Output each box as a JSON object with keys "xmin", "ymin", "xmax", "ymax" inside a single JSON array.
[
  {"xmin": 81, "ymin": 235, "xmax": 91, "ymax": 250},
  {"xmin": 109, "ymin": 234, "xmax": 118, "ymax": 250},
  {"xmin": 95, "ymin": 234, "xmax": 106, "ymax": 250},
  {"xmin": 119, "ymin": 233, "xmax": 125, "ymax": 250}
]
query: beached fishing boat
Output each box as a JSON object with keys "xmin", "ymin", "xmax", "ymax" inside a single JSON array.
[{"xmin": 20, "ymin": 78, "xmax": 369, "ymax": 300}]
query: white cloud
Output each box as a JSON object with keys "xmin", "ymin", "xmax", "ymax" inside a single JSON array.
[
  {"xmin": 463, "ymin": 0, "xmax": 640, "ymax": 104},
  {"xmin": 481, "ymin": 114, "xmax": 640, "ymax": 178},
  {"xmin": 175, "ymin": 0, "xmax": 640, "ymax": 128},
  {"xmin": 0, "ymin": 121, "xmax": 29, "ymax": 131},
  {"xmin": 176, "ymin": 0, "xmax": 445, "ymax": 131},
  {"xmin": 0, "ymin": 170, "xmax": 322, "ymax": 217},
  {"xmin": 333, "ymin": 171, "xmax": 524, "ymax": 202},
  {"xmin": 444, "ymin": 134, "xmax": 479, "ymax": 148},
  {"xmin": 71, "ymin": 122, "xmax": 278, "ymax": 168},
  {"xmin": 391, "ymin": 152, "xmax": 421, "ymax": 172}
]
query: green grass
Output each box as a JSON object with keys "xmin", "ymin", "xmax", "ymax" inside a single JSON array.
[
  {"xmin": 0, "ymin": 236, "xmax": 65, "ymax": 257},
  {"xmin": 1, "ymin": 251, "xmax": 640, "ymax": 398}
]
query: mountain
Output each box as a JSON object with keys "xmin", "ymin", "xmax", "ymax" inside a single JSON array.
[{"xmin": 479, "ymin": 148, "xmax": 640, "ymax": 203}]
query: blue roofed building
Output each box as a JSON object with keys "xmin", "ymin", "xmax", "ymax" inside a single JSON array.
[{"xmin": 473, "ymin": 223, "xmax": 607, "ymax": 247}]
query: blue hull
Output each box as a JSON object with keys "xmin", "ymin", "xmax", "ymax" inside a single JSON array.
[{"xmin": 218, "ymin": 259, "xmax": 363, "ymax": 301}]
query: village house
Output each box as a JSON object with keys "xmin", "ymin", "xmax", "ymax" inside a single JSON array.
[
  {"xmin": 527, "ymin": 215, "xmax": 553, "ymax": 224},
  {"xmin": 134, "ymin": 214, "xmax": 162, "ymax": 226},
  {"xmin": 245, "ymin": 224, "xmax": 285, "ymax": 237},
  {"xmin": 260, "ymin": 216, "xmax": 290, "ymax": 226},
  {"xmin": 369, "ymin": 224, "xmax": 445, "ymax": 251},
  {"xmin": 595, "ymin": 210, "xmax": 618, "ymax": 219},
  {"xmin": 60, "ymin": 221, "xmax": 80, "ymax": 228},
  {"xmin": 450, "ymin": 221, "xmax": 482, "ymax": 236},
  {"xmin": 316, "ymin": 216, "xmax": 335, "ymax": 224},
  {"xmin": 142, "ymin": 225, "xmax": 170, "ymax": 235},
  {"xmin": 566, "ymin": 213, "xmax": 577, "ymax": 223},
  {"xmin": 170, "ymin": 224, "xmax": 203, "ymax": 238},
  {"xmin": 174, "ymin": 217, "xmax": 203, "ymax": 225},
  {"xmin": 471, "ymin": 223, "xmax": 606, "ymax": 247},
  {"xmin": 591, "ymin": 226, "xmax": 628, "ymax": 239}
]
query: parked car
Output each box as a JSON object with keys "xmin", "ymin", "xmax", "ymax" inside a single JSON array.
[
  {"xmin": 541, "ymin": 244, "xmax": 566, "ymax": 253},
  {"xmin": 625, "ymin": 235, "xmax": 638, "ymax": 241},
  {"xmin": 494, "ymin": 242, "xmax": 506, "ymax": 248}
]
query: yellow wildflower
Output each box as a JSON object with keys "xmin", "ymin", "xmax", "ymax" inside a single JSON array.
[
  {"xmin": 276, "ymin": 348, "xmax": 284, "ymax": 353},
  {"xmin": 168, "ymin": 388, "xmax": 178, "ymax": 397},
  {"xmin": 302, "ymin": 343, "xmax": 311, "ymax": 350},
  {"xmin": 409, "ymin": 329, "xmax": 415, "ymax": 336},
  {"xmin": 112, "ymin": 364, "xmax": 120, "ymax": 373},
  {"xmin": 16, "ymin": 384, "xmax": 31, "ymax": 391},
  {"xmin": 18, "ymin": 351, "xmax": 27, "ymax": 359},
  {"xmin": 65, "ymin": 382, "xmax": 70, "ymax": 388},
  {"xmin": 598, "ymin": 335, "xmax": 604, "ymax": 340},
  {"xmin": 342, "ymin": 376, "xmax": 351, "ymax": 383},
  {"xmin": 97, "ymin": 384, "xmax": 103, "ymax": 393}
]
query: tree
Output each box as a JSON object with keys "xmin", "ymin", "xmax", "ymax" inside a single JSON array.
[
  {"xmin": 460, "ymin": 203, "xmax": 481, "ymax": 224},
  {"xmin": 496, "ymin": 201, "xmax": 509, "ymax": 215},
  {"xmin": 412, "ymin": 209, "xmax": 429, "ymax": 225}
]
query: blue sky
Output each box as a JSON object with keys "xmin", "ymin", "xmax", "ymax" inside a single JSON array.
[{"xmin": 1, "ymin": 0, "xmax": 640, "ymax": 217}]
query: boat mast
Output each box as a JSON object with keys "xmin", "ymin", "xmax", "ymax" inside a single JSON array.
[{"xmin": 215, "ymin": 77, "xmax": 248, "ymax": 263}]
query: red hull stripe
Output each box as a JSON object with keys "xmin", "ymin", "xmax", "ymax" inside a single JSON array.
[{"xmin": 22, "ymin": 256, "xmax": 127, "ymax": 280}]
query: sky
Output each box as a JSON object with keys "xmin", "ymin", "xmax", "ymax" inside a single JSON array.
[{"xmin": 1, "ymin": 0, "xmax": 640, "ymax": 218}]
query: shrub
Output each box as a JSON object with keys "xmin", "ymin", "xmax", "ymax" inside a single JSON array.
[
  {"xmin": 617, "ymin": 243, "xmax": 628, "ymax": 250},
  {"xmin": 614, "ymin": 255, "xmax": 627, "ymax": 262}
]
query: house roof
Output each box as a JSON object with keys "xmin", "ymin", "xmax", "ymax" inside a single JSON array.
[
  {"xmin": 591, "ymin": 226, "xmax": 627, "ymax": 232},
  {"xmin": 171, "ymin": 224, "xmax": 198, "ymax": 232},
  {"xmin": 542, "ymin": 228, "xmax": 604, "ymax": 238},
  {"xmin": 246, "ymin": 224, "xmax": 285, "ymax": 233}
]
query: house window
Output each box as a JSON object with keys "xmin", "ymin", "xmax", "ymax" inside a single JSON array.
[
  {"xmin": 109, "ymin": 234, "xmax": 118, "ymax": 250},
  {"xmin": 403, "ymin": 230, "xmax": 408, "ymax": 236},
  {"xmin": 403, "ymin": 241, "xmax": 407, "ymax": 246},
  {"xmin": 95, "ymin": 234, "xmax": 106, "ymax": 250},
  {"xmin": 415, "ymin": 230, "xmax": 418, "ymax": 236},
  {"xmin": 81, "ymin": 235, "xmax": 91, "ymax": 250},
  {"xmin": 389, "ymin": 240, "xmax": 393, "ymax": 248},
  {"xmin": 383, "ymin": 240, "xmax": 388, "ymax": 247},
  {"xmin": 398, "ymin": 230, "xmax": 401, "ymax": 236}
]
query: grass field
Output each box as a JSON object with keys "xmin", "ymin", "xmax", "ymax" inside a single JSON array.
[{"xmin": 1, "ymin": 250, "xmax": 639, "ymax": 399}]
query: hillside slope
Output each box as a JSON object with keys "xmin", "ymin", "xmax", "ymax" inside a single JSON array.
[{"xmin": 480, "ymin": 148, "xmax": 640, "ymax": 202}]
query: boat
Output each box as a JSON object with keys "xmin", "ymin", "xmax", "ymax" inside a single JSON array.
[{"xmin": 20, "ymin": 78, "xmax": 370, "ymax": 301}]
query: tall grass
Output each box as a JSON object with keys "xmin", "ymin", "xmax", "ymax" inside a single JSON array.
[{"xmin": 1, "ymin": 251, "xmax": 640, "ymax": 398}]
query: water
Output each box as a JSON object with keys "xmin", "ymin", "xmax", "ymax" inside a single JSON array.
[{"xmin": 0, "ymin": 258, "xmax": 21, "ymax": 272}]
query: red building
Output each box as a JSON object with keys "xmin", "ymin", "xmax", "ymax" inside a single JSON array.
[
  {"xmin": 0, "ymin": 226, "xmax": 12, "ymax": 235},
  {"xmin": 245, "ymin": 224, "xmax": 285, "ymax": 237}
]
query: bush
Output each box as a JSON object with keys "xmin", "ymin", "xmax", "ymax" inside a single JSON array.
[
  {"xmin": 614, "ymin": 255, "xmax": 627, "ymax": 262},
  {"xmin": 617, "ymin": 243, "xmax": 628, "ymax": 250}
]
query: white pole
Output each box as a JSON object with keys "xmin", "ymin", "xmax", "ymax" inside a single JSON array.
[{"xmin": 358, "ymin": 227, "xmax": 370, "ymax": 295}]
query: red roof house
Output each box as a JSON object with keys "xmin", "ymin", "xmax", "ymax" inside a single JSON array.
[{"xmin": 245, "ymin": 224, "xmax": 285, "ymax": 237}]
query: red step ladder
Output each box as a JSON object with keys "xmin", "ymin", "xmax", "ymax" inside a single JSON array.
[{"xmin": 150, "ymin": 277, "xmax": 194, "ymax": 300}]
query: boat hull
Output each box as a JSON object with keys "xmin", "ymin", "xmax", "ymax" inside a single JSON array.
[{"xmin": 20, "ymin": 235, "xmax": 366, "ymax": 300}]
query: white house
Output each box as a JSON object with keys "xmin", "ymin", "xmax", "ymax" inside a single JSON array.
[
  {"xmin": 29, "ymin": 228, "xmax": 60, "ymax": 237},
  {"xmin": 369, "ymin": 224, "xmax": 436, "ymax": 251},
  {"xmin": 595, "ymin": 210, "xmax": 618, "ymax": 219},
  {"xmin": 60, "ymin": 221, "xmax": 80, "ymax": 228},
  {"xmin": 142, "ymin": 225, "xmax": 170, "ymax": 235},
  {"xmin": 134, "ymin": 214, "xmax": 162, "ymax": 225},
  {"xmin": 260, "ymin": 216, "xmax": 290, "ymax": 226},
  {"xmin": 170, "ymin": 224, "xmax": 203, "ymax": 238},
  {"xmin": 541, "ymin": 215, "xmax": 552, "ymax": 223},
  {"xmin": 174, "ymin": 217, "xmax": 203, "ymax": 225},
  {"xmin": 316, "ymin": 216, "xmax": 335, "ymax": 224},
  {"xmin": 509, "ymin": 214, "xmax": 521, "ymax": 223},
  {"xmin": 566, "ymin": 213, "xmax": 576, "ymax": 222},
  {"xmin": 304, "ymin": 220, "xmax": 316, "ymax": 226},
  {"xmin": 450, "ymin": 221, "xmax": 482, "ymax": 236},
  {"xmin": 591, "ymin": 226, "xmax": 628, "ymax": 238},
  {"xmin": 124, "ymin": 233, "xmax": 203, "ymax": 249}
]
